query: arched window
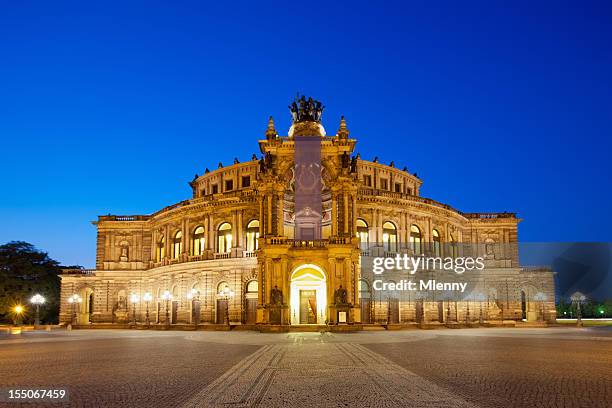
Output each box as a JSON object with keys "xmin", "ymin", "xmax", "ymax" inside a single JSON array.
[
  {"xmin": 156, "ymin": 236, "xmax": 165, "ymax": 261},
  {"xmin": 432, "ymin": 229, "xmax": 441, "ymax": 257},
  {"xmin": 410, "ymin": 225, "xmax": 422, "ymax": 255},
  {"xmin": 172, "ymin": 231, "xmax": 182, "ymax": 259},
  {"xmin": 246, "ymin": 280, "xmax": 258, "ymax": 293},
  {"xmin": 358, "ymin": 279, "xmax": 370, "ymax": 298},
  {"xmin": 450, "ymin": 234, "xmax": 458, "ymax": 258},
  {"xmin": 217, "ymin": 281, "xmax": 233, "ymax": 296},
  {"xmin": 246, "ymin": 220, "xmax": 260, "ymax": 252},
  {"xmin": 192, "ymin": 226, "xmax": 205, "ymax": 256},
  {"xmin": 217, "ymin": 222, "xmax": 232, "ymax": 253},
  {"xmin": 382, "ymin": 221, "xmax": 397, "ymax": 252},
  {"xmin": 356, "ymin": 219, "xmax": 369, "ymax": 248}
]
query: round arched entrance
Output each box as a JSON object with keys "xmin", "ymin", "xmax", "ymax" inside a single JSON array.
[{"xmin": 290, "ymin": 264, "xmax": 327, "ymax": 325}]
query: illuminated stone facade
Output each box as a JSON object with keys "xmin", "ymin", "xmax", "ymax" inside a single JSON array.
[{"xmin": 60, "ymin": 101, "xmax": 556, "ymax": 328}]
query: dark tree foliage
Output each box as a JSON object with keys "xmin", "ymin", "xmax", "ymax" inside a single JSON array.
[{"xmin": 0, "ymin": 241, "xmax": 68, "ymax": 324}]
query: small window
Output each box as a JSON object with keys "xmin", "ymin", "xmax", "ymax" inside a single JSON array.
[
  {"xmin": 394, "ymin": 183, "xmax": 401, "ymax": 193},
  {"xmin": 242, "ymin": 176, "xmax": 251, "ymax": 188},
  {"xmin": 406, "ymin": 188, "xmax": 412, "ymax": 195},
  {"xmin": 363, "ymin": 175, "xmax": 372, "ymax": 187},
  {"xmin": 225, "ymin": 180, "xmax": 233, "ymax": 191},
  {"xmin": 380, "ymin": 178, "xmax": 388, "ymax": 190},
  {"xmin": 200, "ymin": 188, "xmax": 206, "ymax": 197},
  {"xmin": 212, "ymin": 184, "xmax": 219, "ymax": 194}
]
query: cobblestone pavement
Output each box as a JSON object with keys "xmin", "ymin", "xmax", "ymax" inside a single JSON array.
[{"xmin": 0, "ymin": 327, "xmax": 610, "ymax": 407}]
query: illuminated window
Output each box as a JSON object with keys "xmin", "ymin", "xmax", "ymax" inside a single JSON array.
[
  {"xmin": 246, "ymin": 219, "xmax": 260, "ymax": 252},
  {"xmin": 172, "ymin": 231, "xmax": 182, "ymax": 259},
  {"xmin": 242, "ymin": 176, "xmax": 251, "ymax": 188},
  {"xmin": 432, "ymin": 229, "xmax": 441, "ymax": 257},
  {"xmin": 410, "ymin": 225, "xmax": 422, "ymax": 255},
  {"xmin": 246, "ymin": 280, "xmax": 258, "ymax": 293},
  {"xmin": 156, "ymin": 236, "xmax": 165, "ymax": 261},
  {"xmin": 356, "ymin": 218, "xmax": 369, "ymax": 248},
  {"xmin": 382, "ymin": 221, "xmax": 397, "ymax": 252},
  {"xmin": 217, "ymin": 222, "xmax": 232, "ymax": 253},
  {"xmin": 192, "ymin": 226, "xmax": 205, "ymax": 256}
]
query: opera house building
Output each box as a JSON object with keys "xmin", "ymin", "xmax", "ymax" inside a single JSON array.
[{"xmin": 60, "ymin": 97, "xmax": 556, "ymax": 329}]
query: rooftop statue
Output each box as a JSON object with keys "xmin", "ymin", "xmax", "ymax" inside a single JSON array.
[{"xmin": 288, "ymin": 94, "xmax": 325, "ymax": 123}]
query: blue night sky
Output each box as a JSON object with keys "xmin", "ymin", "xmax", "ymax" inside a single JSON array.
[{"xmin": 0, "ymin": 1, "xmax": 611, "ymax": 268}]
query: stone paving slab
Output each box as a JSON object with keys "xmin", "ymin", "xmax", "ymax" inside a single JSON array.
[{"xmin": 182, "ymin": 342, "xmax": 475, "ymax": 408}]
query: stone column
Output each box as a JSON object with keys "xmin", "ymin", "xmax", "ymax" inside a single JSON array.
[
  {"xmin": 258, "ymin": 198, "xmax": 264, "ymax": 236},
  {"xmin": 276, "ymin": 192, "xmax": 284, "ymax": 236},
  {"xmin": 267, "ymin": 195, "xmax": 273, "ymax": 235},
  {"xmin": 352, "ymin": 194, "xmax": 357, "ymax": 237},
  {"xmin": 343, "ymin": 191, "xmax": 349, "ymax": 235},
  {"xmin": 183, "ymin": 219, "xmax": 190, "ymax": 256},
  {"xmin": 237, "ymin": 210, "xmax": 243, "ymax": 248},
  {"xmin": 208, "ymin": 214, "xmax": 215, "ymax": 254},
  {"xmin": 164, "ymin": 225, "xmax": 170, "ymax": 260},
  {"xmin": 331, "ymin": 193, "xmax": 337, "ymax": 236}
]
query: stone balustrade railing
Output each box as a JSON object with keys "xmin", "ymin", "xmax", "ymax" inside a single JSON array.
[{"xmin": 62, "ymin": 268, "xmax": 96, "ymax": 275}]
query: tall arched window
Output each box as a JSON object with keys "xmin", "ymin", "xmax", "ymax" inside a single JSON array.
[
  {"xmin": 156, "ymin": 236, "xmax": 165, "ymax": 261},
  {"xmin": 217, "ymin": 222, "xmax": 232, "ymax": 253},
  {"xmin": 246, "ymin": 220, "xmax": 260, "ymax": 252},
  {"xmin": 410, "ymin": 225, "xmax": 422, "ymax": 255},
  {"xmin": 356, "ymin": 219, "xmax": 369, "ymax": 248},
  {"xmin": 382, "ymin": 221, "xmax": 397, "ymax": 252},
  {"xmin": 192, "ymin": 226, "xmax": 205, "ymax": 256},
  {"xmin": 432, "ymin": 229, "xmax": 441, "ymax": 257},
  {"xmin": 172, "ymin": 231, "xmax": 182, "ymax": 259}
]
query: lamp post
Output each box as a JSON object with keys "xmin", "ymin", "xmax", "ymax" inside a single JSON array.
[
  {"xmin": 30, "ymin": 294, "xmax": 45, "ymax": 326},
  {"xmin": 571, "ymin": 292, "xmax": 586, "ymax": 327},
  {"xmin": 218, "ymin": 285, "xmax": 234, "ymax": 326},
  {"xmin": 143, "ymin": 292, "xmax": 152, "ymax": 326},
  {"xmin": 130, "ymin": 293, "xmax": 139, "ymax": 325},
  {"xmin": 67, "ymin": 294, "xmax": 82, "ymax": 326},
  {"xmin": 161, "ymin": 290, "xmax": 173, "ymax": 328},
  {"xmin": 187, "ymin": 288, "xmax": 201, "ymax": 327}
]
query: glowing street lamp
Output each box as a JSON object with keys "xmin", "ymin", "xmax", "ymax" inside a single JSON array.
[
  {"xmin": 30, "ymin": 294, "xmax": 45, "ymax": 326},
  {"xmin": 130, "ymin": 293, "xmax": 139, "ymax": 325},
  {"xmin": 67, "ymin": 294, "xmax": 82, "ymax": 325},
  {"xmin": 161, "ymin": 290, "xmax": 173, "ymax": 327},
  {"xmin": 143, "ymin": 292, "xmax": 152, "ymax": 326},
  {"xmin": 13, "ymin": 305, "xmax": 25, "ymax": 325}
]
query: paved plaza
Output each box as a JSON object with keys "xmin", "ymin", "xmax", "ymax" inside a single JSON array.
[{"xmin": 1, "ymin": 327, "xmax": 610, "ymax": 407}]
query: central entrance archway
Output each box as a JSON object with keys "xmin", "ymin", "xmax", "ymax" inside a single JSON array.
[{"xmin": 290, "ymin": 264, "xmax": 327, "ymax": 325}]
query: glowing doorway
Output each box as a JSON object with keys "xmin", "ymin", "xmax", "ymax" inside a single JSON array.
[{"xmin": 290, "ymin": 264, "xmax": 327, "ymax": 325}]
